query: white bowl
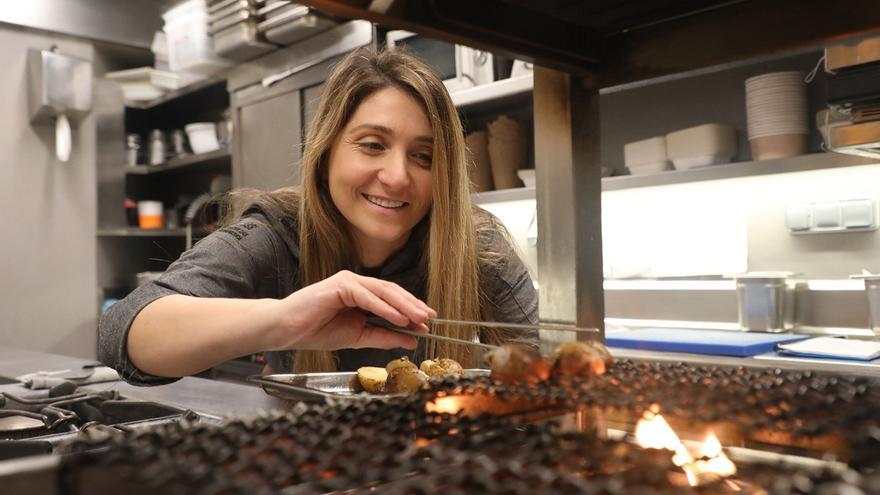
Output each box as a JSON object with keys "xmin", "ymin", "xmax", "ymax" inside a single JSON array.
[
  {"xmin": 627, "ymin": 160, "xmax": 672, "ymax": 175},
  {"xmin": 665, "ymin": 123, "xmax": 737, "ymax": 160},
  {"xmin": 185, "ymin": 122, "xmax": 220, "ymax": 154},
  {"xmin": 516, "ymin": 169, "xmax": 536, "ymax": 187},
  {"xmin": 624, "ymin": 136, "xmax": 667, "ymax": 168},
  {"xmin": 672, "ymin": 154, "xmax": 733, "ymax": 170}
]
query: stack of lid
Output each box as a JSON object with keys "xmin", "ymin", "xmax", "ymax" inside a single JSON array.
[
  {"xmin": 208, "ymin": 0, "xmax": 278, "ymax": 61},
  {"xmin": 745, "ymin": 71, "xmax": 809, "ymax": 160},
  {"xmin": 256, "ymin": 1, "xmax": 338, "ymax": 46}
]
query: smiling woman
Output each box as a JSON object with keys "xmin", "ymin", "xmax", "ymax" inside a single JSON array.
[{"xmin": 97, "ymin": 48, "xmax": 538, "ymax": 383}]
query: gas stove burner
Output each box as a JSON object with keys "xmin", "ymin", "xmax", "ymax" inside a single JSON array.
[{"xmin": 0, "ymin": 384, "xmax": 197, "ymax": 461}]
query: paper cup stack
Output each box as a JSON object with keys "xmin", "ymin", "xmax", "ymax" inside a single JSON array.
[{"xmin": 745, "ymin": 71, "xmax": 808, "ymax": 160}]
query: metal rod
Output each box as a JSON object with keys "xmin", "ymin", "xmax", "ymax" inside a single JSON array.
[
  {"xmin": 366, "ymin": 318, "xmax": 499, "ymax": 351},
  {"xmin": 429, "ymin": 317, "xmax": 599, "ymax": 335}
]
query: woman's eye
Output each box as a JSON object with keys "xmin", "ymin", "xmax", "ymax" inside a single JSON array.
[
  {"xmin": 413, "ymin": 152, "xmax": 433, "ymax": 166},
  {"xmin": 357, "ymin": 142, "xmax": 385, "ymax": 152}
]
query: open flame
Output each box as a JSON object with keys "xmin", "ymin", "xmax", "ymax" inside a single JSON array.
[{"xmin": 634, "ymin": 405, "xmax": 736, "ymax": 486}]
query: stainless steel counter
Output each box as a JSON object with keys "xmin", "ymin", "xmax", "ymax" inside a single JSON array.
[{"xmin": 0, "ymin": 347, "xmax": 287, "ymax": 418}]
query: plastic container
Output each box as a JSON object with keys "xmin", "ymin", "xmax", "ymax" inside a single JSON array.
[
  {"xmin": 185, "ymin": 122, "xmax": 221, "ymax": 154},
  {"xmin": 623, "ymin": 136, "xmax": 667, "ymax": 169},
  {"xmin": 627, "ymin": 160, "xmax": 672, "ymax": 175},
  {"xmin": 137, "ymin": 201, "xmax": 164, "ymax": 229},
  {"xmin": 665, "ymin": 123, "xmax": 737, "ymax": 169},
  {"xmin": 163, "ymin": 0, "xmax": 231, "ymax": 75}
]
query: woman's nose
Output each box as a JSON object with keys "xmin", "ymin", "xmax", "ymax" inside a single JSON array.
[{"xmin": 376, "ymin": 151, "xmax": 410, "ymax": 189}]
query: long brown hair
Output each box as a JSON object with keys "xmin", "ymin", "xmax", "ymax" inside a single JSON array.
[{"xmin": 230, "ymin": 48, "xmax": 505, "ymax": 371}]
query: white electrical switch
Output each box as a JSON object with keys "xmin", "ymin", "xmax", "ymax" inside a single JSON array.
[
  {"xmin": 812, "ymin": 201, "xmax": 842, "ymax": 229},
  {"xmin": 843, "ymin": 199, "xmax": 875, "ymax": 228},
  {"xmin": 785, "ymin": 204, "xmax": 811, "ymax": 231}
]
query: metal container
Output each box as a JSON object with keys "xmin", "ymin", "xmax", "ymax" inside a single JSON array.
[
  {"xmin": 213, "ymin": 19, "xmax": 277, "ymax": 60},
  {"xmin": 851, "ymin": 274, "xmax": 880, "ymax": 336},
  {"xmin": 734, "ymin": 272, "xmax": 796, "ymax": 332},
  {"xmin": 258, "ymin": 5, "xmax": 337, "ymax": 46}
]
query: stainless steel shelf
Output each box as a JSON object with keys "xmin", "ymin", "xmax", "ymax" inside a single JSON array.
[
  {"xmin": 125, "ymin": 76, "xmax": 228, "ymax": 110},
  {"xmin": 473, "ymin": 153, "xmax": 880, "ymax": 204},
  {"xmin": 602, "ymin": 152, "xmax": 878, "ymax": 191},
  {"xmin": 124, "ymin": 149, "xmax": 231, "ymax": 175},
  {"xmin": 97, "ymin": 227, "xmax": 189, "ymax": 237}
]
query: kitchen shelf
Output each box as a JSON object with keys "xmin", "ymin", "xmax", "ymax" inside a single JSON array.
[
  {"xmin": 450, "ymin": 73, "xmax": 533, "ymax": 112},
  {"xmin": 97, "ymin": 227, "xmax": 211, "ymax": 238},
  {"xmin": 602, "ymin": 152, "xmax": 878, "ymax": 191},
  {"xmin": 125, "ymin": 76, "xmax": 228, "ymax": 110},
  {"xmin": 125, "ymin": 149, "xmax": 231, "ymax": 176},
  {"xmin": 472, "ymin": 152, "xmax": 880, "ymax": 203}
]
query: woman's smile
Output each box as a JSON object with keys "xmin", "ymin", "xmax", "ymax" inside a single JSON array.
[{"xmin": 363, "ymin": 193, "xmax": 407, "ymax": 209}]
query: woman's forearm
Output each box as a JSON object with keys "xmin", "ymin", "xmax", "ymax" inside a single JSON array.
[{"xmin": 127, "ymin": 295, "xmax": 280, "ymax": 378}]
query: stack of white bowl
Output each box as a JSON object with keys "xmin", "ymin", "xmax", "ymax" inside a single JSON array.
[{"xmin": 745, "ymin": 71, "xmax": 808, "ymax": 160}]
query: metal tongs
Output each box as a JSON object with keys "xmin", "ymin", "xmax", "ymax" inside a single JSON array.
[{"xmin": 366, "ymin": 316, "xmax": 600, "ymax": 351}]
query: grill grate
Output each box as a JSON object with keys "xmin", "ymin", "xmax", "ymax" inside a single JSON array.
[{"xmin": 60, "ymin": 360, "xmax": 880, "ymax": 494}]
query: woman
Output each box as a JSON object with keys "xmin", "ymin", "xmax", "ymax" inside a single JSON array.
[{"xmin": 98, "ymin": 48, "xmax": 537, "ymax": 385}]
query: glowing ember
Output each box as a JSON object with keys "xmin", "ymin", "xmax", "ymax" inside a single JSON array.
[
  {"xmin": 426, "ymin": 397, "xmax": 465, "ymax": 415},
  {"xmin": 635, "ymin": 405, "xmax": 737, "ymax": 486}
]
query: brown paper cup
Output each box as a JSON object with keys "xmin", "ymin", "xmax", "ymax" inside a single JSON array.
[
  {"xmin": 488, "ymin": 115, "xmax": 527, "ymax": 189},
  {"xmin": 466, "ymin": 131, "xmax": 494, "ymax": 192}
]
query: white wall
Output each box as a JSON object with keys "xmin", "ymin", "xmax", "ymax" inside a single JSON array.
[{"xmin": 0, "ymin": 27, "xmax": 97, "ymax": 358}]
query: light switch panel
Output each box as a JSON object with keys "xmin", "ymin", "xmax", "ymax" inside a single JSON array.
[
  {"xmin": 843, "ymin": 199, "xmax": 875, "ymax": 228},
  {"xmin": 785, "ymin": 204, "xmax": 811, "ymax": 231},
  {"xmin": 812, "ymin": 201, "xmax": 842, "ymax": 229}
]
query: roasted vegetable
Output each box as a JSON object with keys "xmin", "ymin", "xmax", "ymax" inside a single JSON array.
[
  {"xmin": 383, "ymin": 366, "xmax": 429, "ymax": 394},
  {"xmin": 420, "ymin": 358, "xmax": 464, "ymax": 379},
  {"xmin": 550, "ymin": 341, "xmax": 613, "ymax": 378},
  {"xmin": 356, "ymin": 366, "xmax": 388, "ymax": 394},
  {"xmin": 386, "ymin": 356, "xmax": 418, "ymax": 374},
  {"xmin": 485, "ymin": 344, "xmax": 550, "ymax": 384}
]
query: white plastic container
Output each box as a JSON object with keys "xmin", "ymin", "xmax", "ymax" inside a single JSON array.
[
  {"xmin": 623, "ymin": 136, "xmax": 667, "ymax": 169},
  {"xmin": 163, "ymin": 0, "xmax": 231, "ymax": 75},
  {"xmin": 516, "ymin": 169, "xmax": 535, "ymax": 187},
  {"xmin": 665, "ymin": 123, "xmax": 737, "ymax": 169},
  {"xmin": 627, "ymin": 160, "xmax": 673, "ymax": 175},
  {"xmin": 185, "ymin": 122, "xmax": 221, "ymax": 154}
]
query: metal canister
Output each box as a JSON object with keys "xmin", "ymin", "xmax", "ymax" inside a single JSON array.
[
  {"xmin": 734, "ymin": 272, "xmax": 795, "ymax": 332},
  {"xmin": 148, "ymin": 129, "xmax": 167, "ymax": 165},
  {"xmin": 170, "ymin": 129, "xmax": 189, "ymax": 157},
  {"xmin": 125, "ymin": 133, "xmax": 141, "ymax": 166}
]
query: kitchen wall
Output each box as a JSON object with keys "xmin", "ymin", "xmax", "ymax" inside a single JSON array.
[{"xmin": 0, "ymin": 27, "xmax": 98, "ymax": 358}]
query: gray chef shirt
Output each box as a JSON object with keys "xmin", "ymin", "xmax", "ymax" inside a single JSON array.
[{"xmin": 98, "ymin": 205, "xmax": 538, "ymax": 386}]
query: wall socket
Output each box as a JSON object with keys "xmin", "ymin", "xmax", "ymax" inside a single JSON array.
[{"xmin": 786, "ymin": 198, "xmax": 878, "ymax": 234}]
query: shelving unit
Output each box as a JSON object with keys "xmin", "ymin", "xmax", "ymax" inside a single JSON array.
[
  {"xmin": 125, "ymin": 76, "xmax": 228, "ymax": 110},
  {"xmin": 450, "ymin": 73, "xmax": 533, "ymax": 112}
]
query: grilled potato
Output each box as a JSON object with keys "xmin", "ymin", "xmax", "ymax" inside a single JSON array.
[
  {"xmin": 383, "ymin": 366, "xmax": 429, "ymax": 394},
  {"xmin": 420, "ymin": 358, "xmax": 464, "ymax": 379},
  {"xmin": 485, "ymin": 344, "xmax": 550, "ymax": 384},
  {"xmin": 386, "ymin": 356, "xmax": 418, "ymax": 374},
  {"xmin": 356, "ymin": 366, "xmax": 388, "ymax": 394},
  {"xmin": 550, "ymin": 341, "xmax": 613, "ymax": 378}
]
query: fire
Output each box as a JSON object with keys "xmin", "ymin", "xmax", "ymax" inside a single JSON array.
[{"xmin": 634, "ymin": 405, "xmax": 737, "ymax": 486}]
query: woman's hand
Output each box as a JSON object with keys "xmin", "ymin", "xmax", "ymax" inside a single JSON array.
[{"xmin": 267, "ymin": 270, "xmax": 436, "ymax": 351}]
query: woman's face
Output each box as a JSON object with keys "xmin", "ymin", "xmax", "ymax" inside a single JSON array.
[{"xmin": 327, "ymin": 86, "xmax": 434, "ymax": 267}]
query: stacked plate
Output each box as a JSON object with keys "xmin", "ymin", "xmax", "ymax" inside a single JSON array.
[{"xmin": 745, "ymin": 71, "xmax": 808, "ymax": 160}]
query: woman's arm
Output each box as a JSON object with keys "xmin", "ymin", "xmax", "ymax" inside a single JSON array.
[{"xmin": 128, "ymin": 270, "xmax": 435, "ymax": 378}]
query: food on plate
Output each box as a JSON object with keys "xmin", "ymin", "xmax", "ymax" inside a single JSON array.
[
  {"xmin": 485, "ymin": 343, "xmax": 550, "ymax": 384},
  {"xmin": 358, "ymin": 357, "xmax": 465, "ymax": 394},
  {"xmin": 420, "ymin": 357, "xmax": 464, "ymax": 379},
  {"xmin": 386, "ymin": 356, "xmax": 418, "ymax": 374},
  {"xmin": 356, "ymin": 366, "xmax": 388, "ymax": 394},
  {"xmin": 549, "ymin": 341, "xmax": 612, "ymax": 378},
  {"xmin": 384, "ymin": 366, "xmax": 429, "ymax": 394}
]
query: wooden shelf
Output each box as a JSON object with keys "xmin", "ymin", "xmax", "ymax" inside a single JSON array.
[
  {"xmin": 450, "ymin": 73, "xmax": 533, "ymax": 112},
  {"xmin": 125, "ymin": 149, "xmax": 231, "ymax": 176}
]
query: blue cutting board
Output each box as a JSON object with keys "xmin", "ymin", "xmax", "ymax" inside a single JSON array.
[{"xmin": 606, "ymin": 328, "xmax": 809, "ymax": 357}]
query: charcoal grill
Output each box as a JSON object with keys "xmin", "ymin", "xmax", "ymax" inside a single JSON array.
[{"xmin": 14, "ymin": 360, "xmax": 870, "ymax": 494}]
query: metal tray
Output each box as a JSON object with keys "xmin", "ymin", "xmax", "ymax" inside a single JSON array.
[{"xmin": 249, "ymin": 369, "xmax": 490, "ymax": 402}]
